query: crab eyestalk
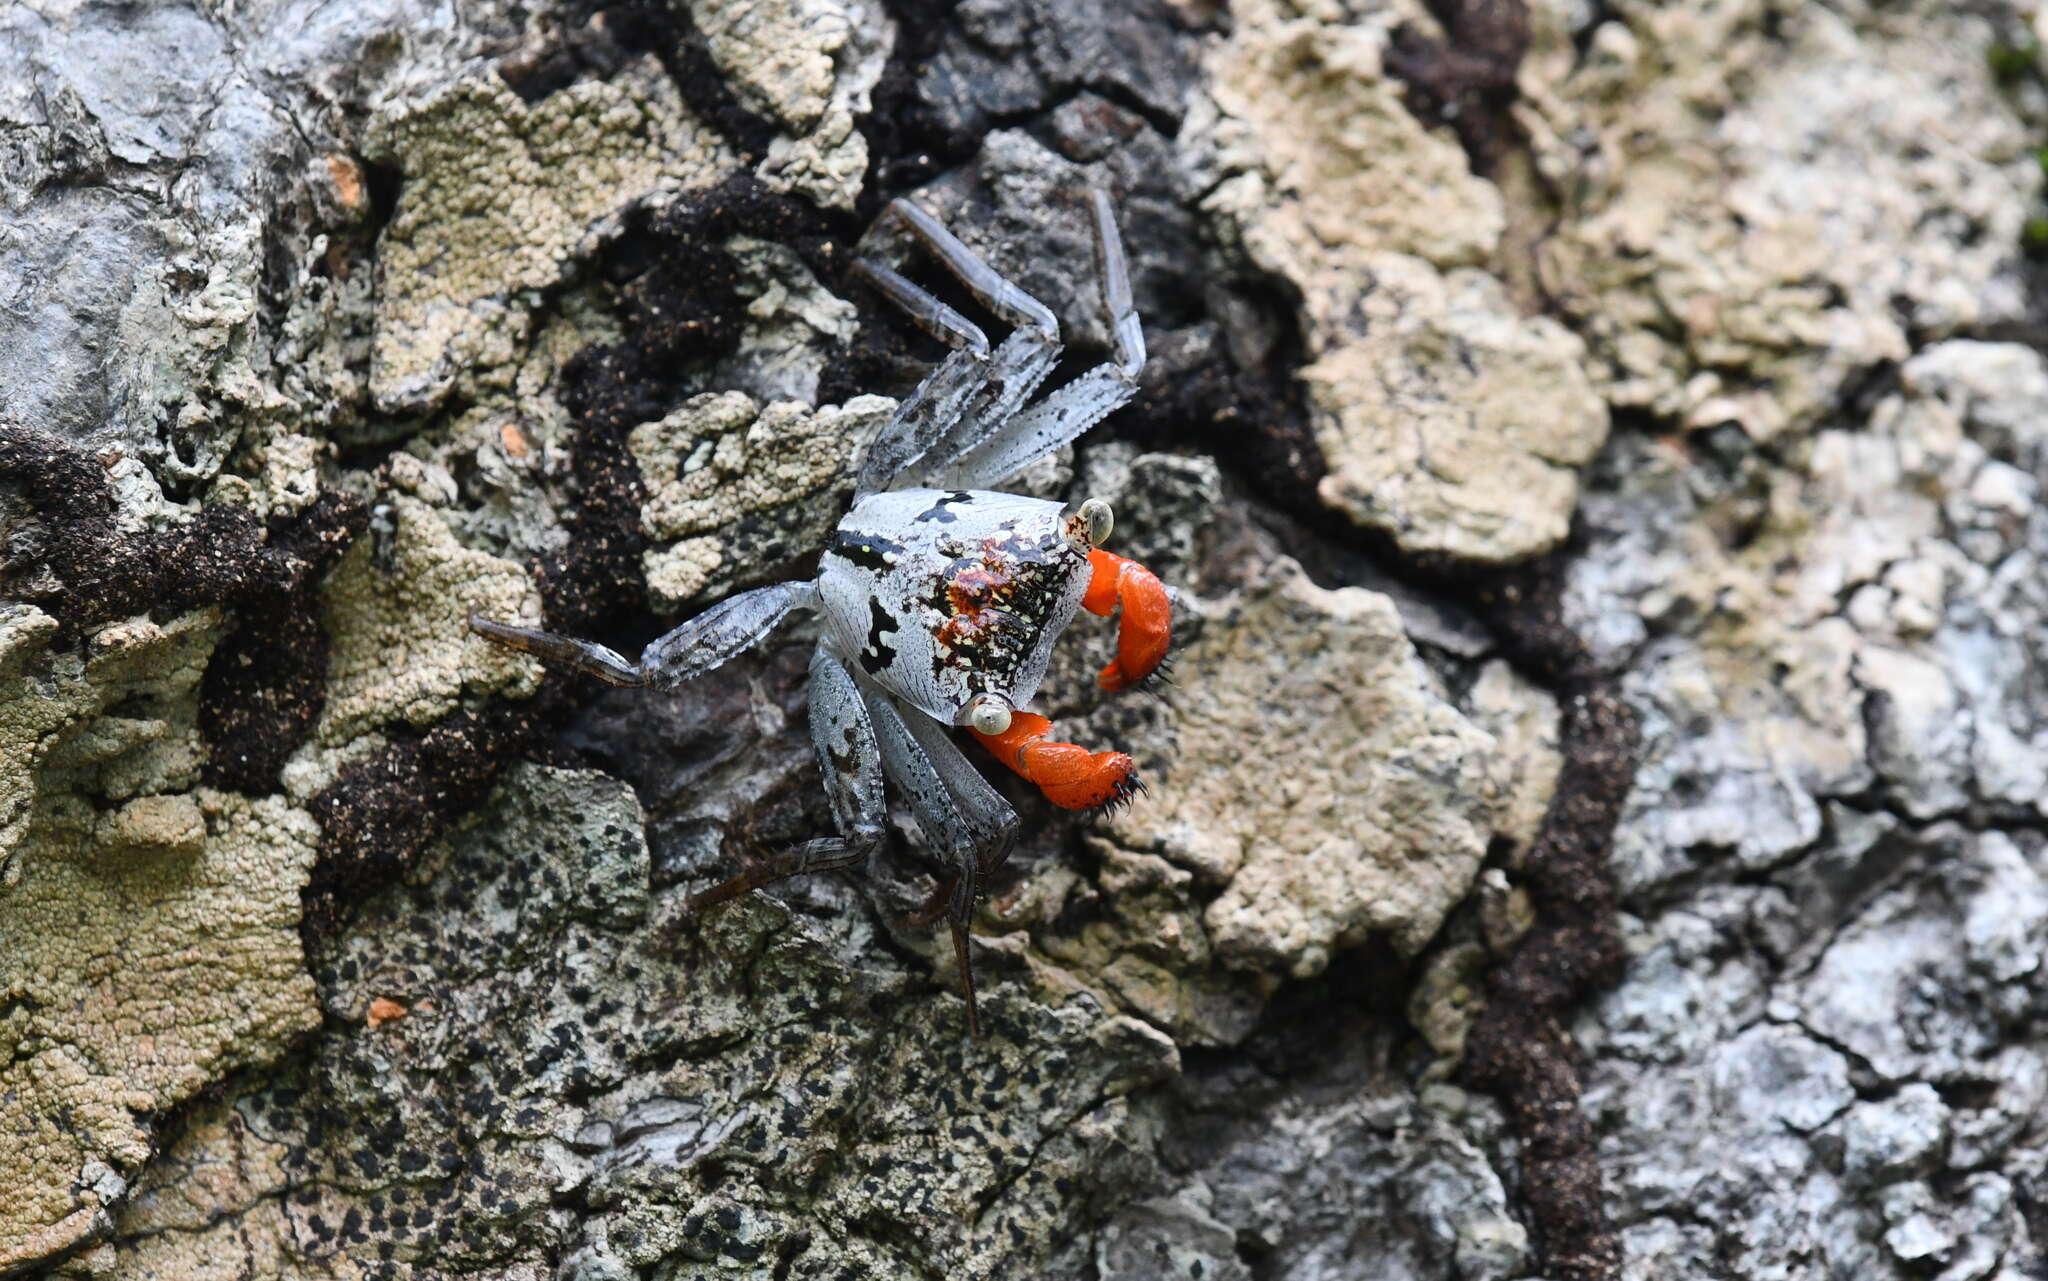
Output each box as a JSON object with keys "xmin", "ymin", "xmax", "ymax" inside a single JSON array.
[
  {"xmin": 961, "ymin": 691, "xmax": 1014, "ymax": 737},
  {"xmin": 1063, "ymin": 496, "xmax": 1115, "ymax": 549},
  {"xmin": 1081, "ymin": 548, "xmax": 1171, "ymax": 691}
]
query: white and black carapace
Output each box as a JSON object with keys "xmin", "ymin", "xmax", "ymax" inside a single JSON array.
[{"xmin": 471, "ymin": 191, "xmax": 1172, "ymax": 1039}]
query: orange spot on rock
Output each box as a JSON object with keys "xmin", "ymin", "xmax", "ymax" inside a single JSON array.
[
  {"xmin": 366, "ymin": 996, "xmax": 407, "ymax": 1027},
  {"xmin": 500, "ymin": 421, "xmax": 531, "ymax": 459},
  {"xmin": 325, "ymin": 153, "xmax": 366, "ymax": 214}
]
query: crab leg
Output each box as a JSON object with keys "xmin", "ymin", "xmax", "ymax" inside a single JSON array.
[
  {"xmin": 888, "ymin": 197, "xmax": 1059, "ymax": 339},
  {"xmin": 469, "ymin": 580, "xmax": 812, "ymax": 690},
  {"xmin": 863, "ymin": 689, "xmax": 1017, "ymax": 1040},
  {"xmin": 684, "ymin": 648, "xmax": 884, "ymax": 909},
  {"xmin": 1081, "ymin": 548, "xmax": 1171, "ymax": 691},
  {"xmin": 855, "ymin": 198, "xmax": 1064, "ymax": 495},
  {"xmin": 929, "ymin": 191, "xmax": 1144, "ymax": 489},
  {"xmin": 971, "ymin": 712, "xmax": 1139, "ymax": 811}
]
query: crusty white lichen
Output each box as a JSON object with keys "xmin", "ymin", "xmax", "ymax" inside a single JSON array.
[
  {"xmin": 0, "ymin": 605, "xmax": 317, "ymax": 1268},
  {"xmin": 0, "ymin": 608, "xmax": 222, "ymax": 887},
  {"xmin": 1185, "ymin": 0, "xmax": 1609, "ymax": 564},
  {"xmin": 1, "ymin": 755, "xmax": 319, "ymax": 1271},
  {"xmin": 1519, "ymin": 0, "xmax": 2037, "ymax": 438},
  {"xmin": 631, "ymin": 390, "xmax": 893, "ymax": 610},
  {"xmin": 687, "ymin": 0, "xmax": 891, "ymax": 208},
  {"xmin": 1113, "ymin": 560, "xmax": 1507, "ymax": 972},
  {"xmin": 1575, "ymin": 339, "xmax": 2048, "ymax": 891}
]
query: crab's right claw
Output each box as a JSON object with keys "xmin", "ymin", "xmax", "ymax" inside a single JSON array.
[
  {"xmin": 1081, "ymin": 549, "xmax": 1171, "ymax": 691},
  {"xmin": 972, "ymin": 712, "xmax": 1139, "ymax": 811}
]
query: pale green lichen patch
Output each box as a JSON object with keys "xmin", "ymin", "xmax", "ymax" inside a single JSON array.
[
  {"xmin": 0, "ymin": 607, "xmax": 220, "ymax": 886},
  {"xmin": 313, "ymin": 495, "xmax": 542, "ymax": 747},
  {"xmin": 631, "ymin": 390, "xmax": 893, "ymax": 610},
  {"xmin": 0, "ymin": 790, "xmax": 320, "ymax": 1272},
  {"xmin": 366, "ymin": 59, "xmax": 732, "ymax": 412}
]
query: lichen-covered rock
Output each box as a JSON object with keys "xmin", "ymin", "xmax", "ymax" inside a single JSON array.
[
  {"xmin": 687, "ymin": 0, "xmax": 890, "ymax": 209},
  {"xmin": 1521, "ymin": 0, "xmax": 2037, "ymax": 438},
  {"xmin": 1578, "ymin": 339, "xmax": 2048, "ymax": 892},
  {"xmin": 15, "ymin": 0, "xmax": 2048, "ymax": 1275},
  {"xmin": 630, "ymin": 390, "xmax": 892, "ymax": 610},
  {"xmin": 0, "ymin": 609, "xmax": 221, "ymax": 883},
  {"xmin": 1570, "ymin": 336, "xmax": 2048, "ymax": 1271},
  {"xmin": 366, "ymin": 63, "xmax": 731, "ymax": 414},
  {"xmin": 308, "ymin": 495, "xmax": 542, "ymax": 748},
  {"xmin": 77, "ymin": 765, "xmax": 1181, "ymax": 1280},
  {"xmin": 0, "ymin": 1, "xmax": 285, "ymax": 464},
  {"xmin": 1114, "ymin": 1024, "xmax": 1531, "ymax": 1281},
  {"xmin": 1184, "ymin": 0, "xmax": 1609, "ymax": 562},
  {"xmin": 0, "ymin": 787, "xmax": 319, "ymax": 1271},
  {"xmin": 1113, "ymin": 561, "xmax": 1506, "ymax": 970}
]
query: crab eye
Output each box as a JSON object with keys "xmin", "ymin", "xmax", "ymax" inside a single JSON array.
[
  {"xmin": 1078, "ymin": 498, "xmax": 1113, "ymax": 545},
  {"xmin": 964, "ymin": 693, "xmax": 1014, "ymax": 736}
]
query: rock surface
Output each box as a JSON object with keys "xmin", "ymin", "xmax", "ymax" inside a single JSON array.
[{"xmin": 4, "ymin": 0, "xmax": 2048, "ymax": 1277}]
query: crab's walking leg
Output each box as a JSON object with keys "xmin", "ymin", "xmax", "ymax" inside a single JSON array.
[
  {"xmin": 934, "ymin": 190, "xmax": 1146, "ymax": 489},
  {"xmin": 851, "ymin": 259, "xmax": 989, "ymax": 355},
  {"xmin": 889, "ymin": 198, "xmax": 1059, "ymax": 338},
  {"xmin": 863, "ymin": 689, "xmax": 1018, "ymax": 1040},
  {"xmin": 855, "ymin": 200, "xmax": 1064, "ymax": 495},
  {"xmin": 1082, "ymin": 548, "xmax": 1172, "ymax": 691},
  {"xmin": 468, "ymin": 581, "xmax": 812, "ymax": 690},
  {"xmin": 686, "ymin": 648, "xmax": 885, "ymax": 909},
  {"xmin": 972, "ymin": 712, "xmax": 1141, "ymax": 812}
]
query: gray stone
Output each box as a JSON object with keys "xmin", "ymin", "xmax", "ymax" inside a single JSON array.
[{"xmin": 1837, "ymin": 1084, "xmax": 1949, "ymax": 1187}]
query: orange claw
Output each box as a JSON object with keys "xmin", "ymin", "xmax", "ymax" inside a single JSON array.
[
  {"xmin": 972, "ymin": 712, "xmax": 1138, "ymax": 810},
  {"xmin": 1082, "ymin": 548, "xmax": 1171, "ymax": 691}
]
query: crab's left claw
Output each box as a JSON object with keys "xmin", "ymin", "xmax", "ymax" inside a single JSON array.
[{"xmin": 1082, "ymin": 548, "xmax": 1171, "ymax": 691}]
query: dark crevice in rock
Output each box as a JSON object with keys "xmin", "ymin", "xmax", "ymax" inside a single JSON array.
[
  {"xmin": 199, "ymin": 604, "xmax": 331, "ymax": 794},
  {"xmin": 303, "ymin": 693, "xmax": 575, "ymax": 935},
  {"xmin": 856, "ymin": 0, "xmax": 1200, "ymax": 220},
  {"xmin": 0, "ymin": 422, "xmax": 366, "ymax": 802},
  {"xmin": 496, "ymin": 0, "xmax": 676, "ymax": 103},
  {"xmin": 566, "ymin": 173, "xmax": 854, "ymax": 435},
  {"xmin": 1384, "ymin": 0, "xmax": 1531, "ymax": 177},
  {"xmin": 1116, "ymin": 325, "xmax": 1328, "ymax": 511},
  {"xmin": 0, "ymin": 426, "xmax": 365, "ymax": 639},
  {"xmin": 1248, "ymin": 500, "xmax": 1638, "ymax": 1279},
  {"xmin": 859, "ymin": 0, "xmax": 969, "ymax": 210},
  {"xmin": 1447, "ymin": 544, "xmax": 1635, "ymax": 1281},
  {"xmin": 653, "ymin": 5, "xmax": 783, "ymax": 163}
]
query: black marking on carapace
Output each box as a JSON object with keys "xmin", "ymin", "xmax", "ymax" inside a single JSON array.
[
  {"xmin": 859, "ymin": 598, "xmax": 901, "ymax": 676},
  {"xmin": 826, "ymin": 528, "xmax": 907, "ymax": 574},
  {"xmin": 913, "ymin": 491, "xmax": 975, "ymax": 524}
]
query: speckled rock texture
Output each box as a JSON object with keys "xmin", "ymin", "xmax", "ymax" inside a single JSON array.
[{"xmin": 6, "ymin": 0, "xmax": 2048, "ymax": 1277}]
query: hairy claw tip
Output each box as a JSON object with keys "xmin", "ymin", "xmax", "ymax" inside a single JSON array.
[
  {"xmin": 1095, "ymin": 770, "xmax": 1147, "ymax": 816},
  {"xmin": 1137, "ymin": 653, "xmax": 1178, "ymax": 691}
]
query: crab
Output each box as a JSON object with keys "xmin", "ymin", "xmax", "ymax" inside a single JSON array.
[{"xmin": 470, "ymin": 190, "xmax": 1171, "ymax": 1038}]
